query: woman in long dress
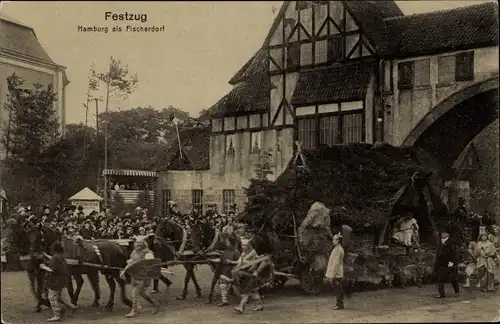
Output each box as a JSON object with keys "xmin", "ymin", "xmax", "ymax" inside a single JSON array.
[
  {"xmin": 474, "ymin": 232, "xmax": 496, "ymax": 292},
  {"xmin": 487, "ymin": 225, "xmax": 499, "ymax": 285}
]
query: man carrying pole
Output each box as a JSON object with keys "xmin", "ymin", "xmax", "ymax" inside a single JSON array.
[{"xmin": 120, "ymin": 236, "xmax": 160, "ymax": 318}]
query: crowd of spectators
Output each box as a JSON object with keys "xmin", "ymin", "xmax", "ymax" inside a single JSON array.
[{"xmin": 3, "ymin": 202, "xmax": 239, "ymax": 241}]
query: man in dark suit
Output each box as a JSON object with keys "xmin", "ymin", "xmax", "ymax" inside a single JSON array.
[{"xmin": 434, "ymin": 226, "xmax": 460, "ymax": 298}]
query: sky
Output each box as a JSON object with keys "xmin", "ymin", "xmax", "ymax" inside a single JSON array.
[{"xmin": 0, "ymin": 0, "xmax": 492, "ymax": 126}]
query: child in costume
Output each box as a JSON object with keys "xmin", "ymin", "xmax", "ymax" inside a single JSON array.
[
  {"xmin": 41, "ymin": 241, "xmax": 77, "ymax": 322},
  {"xmin": 120, "ymin": 236, "xmax": 160, "ymax": 318},
  {"xmin": 463, "ymin": 241, "xmax": 478, "ymax": 288}
]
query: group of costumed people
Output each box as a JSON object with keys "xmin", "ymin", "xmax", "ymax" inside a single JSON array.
[
  {"xmin": 390, "ymin": 205, "xmax": 500, "ymax": 294},
  {"xmin": 463, "ymin": 224, "xmax": 500, "ymax": 292}
]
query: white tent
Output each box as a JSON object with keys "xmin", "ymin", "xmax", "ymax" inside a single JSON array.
[{"xmin": 68, "ymin": 187, "xmax": 103, "ymax": 215}]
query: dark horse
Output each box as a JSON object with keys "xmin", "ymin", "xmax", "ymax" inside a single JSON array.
[
  {"xmin": 2, "ymin": 219, "xmax": 51, "ymax": 312},
  {"xmin": 4, "ymin": 220, "xmax": 132, "ymax": 310},
  {"xmin": 153, "ymin": 218, "xmax": 240, "ymax": 303}
]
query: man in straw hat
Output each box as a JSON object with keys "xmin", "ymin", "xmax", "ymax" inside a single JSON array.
[
  {"xmin": 434, "ymin": 225, "xmax": 460, "ymax": 298},
  {"xmin": 120, "ymin": 235, "xmax": 160, "ymax": 317},
  {"xmin": 325, "ymin": 232, "xmax": 345, "ymax": 310}
]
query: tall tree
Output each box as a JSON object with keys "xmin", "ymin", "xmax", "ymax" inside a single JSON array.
[
  {"xmin": 92, "ymin": 57, "xmax": 138, "ymax": 204},
  {"xmin": 2, "ymin": 74, "xmax": 59, "ymax": 164},
  {"xmin": 2, "ymin": 74, "xmax": 60, "ymax": 204}
]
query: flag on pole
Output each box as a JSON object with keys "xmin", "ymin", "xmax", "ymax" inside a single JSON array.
[
  {"xmin": 169, "ymin": 111, "xmax": 180, "ymax": 125},
  {"xmin": 169, "ymin": 111, "xmax": 183, "ymax": 158}
]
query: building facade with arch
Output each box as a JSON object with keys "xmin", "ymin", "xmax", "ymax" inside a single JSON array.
[{"xmin": 157, "ymin": 1, "xmax": 498, "ymax": 216}]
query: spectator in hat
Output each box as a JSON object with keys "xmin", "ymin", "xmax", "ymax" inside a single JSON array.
[
  {"xmin": 80, "ymin": 220, "xmax": 94, "ymax": 240},
  {"xmin": 325, "ymin": 232, "xmax": 345, "ymax": 310},
  {"xmin": 205, "ymin": 204, "xmax": 217, "ymax": 221},
  {"xmin": 434, "ymin": 226, "xmax": 460, "ymax": 298}
]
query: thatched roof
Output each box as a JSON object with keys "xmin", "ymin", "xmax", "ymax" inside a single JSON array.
[{"xmin": 242, "ymin": 143, "xmax": 423, "ymax": 231}]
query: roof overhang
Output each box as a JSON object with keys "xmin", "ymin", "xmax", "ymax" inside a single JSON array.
[
  {"xmin": 103, "ymin": 169, "xmax": 159, "ymax": 178},
  {"xmin": 0, "ymin": 48, "xmax": 64, "ymax": 70}
]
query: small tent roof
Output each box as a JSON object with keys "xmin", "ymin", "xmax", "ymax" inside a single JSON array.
[{"xmin": 68, "ymin": 187, "xmax": 103, "ymax": 201}]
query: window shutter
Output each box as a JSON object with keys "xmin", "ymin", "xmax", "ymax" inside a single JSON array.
[
  {"xmin": 455, "ymin": 51, "xmax": 474, "ymax": 81},
  {"xmin": 398, "ymin": 61, "xmax": 414, "ymax": 89},
  {"xmin": 327, "ymin": 35, "xmax": 343, "ymax": 61},
  {"xmin": 287, "ymin": 43, "xmax": 300, "ymax": 69}
]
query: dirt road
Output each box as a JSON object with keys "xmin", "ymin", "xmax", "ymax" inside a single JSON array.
[{"xmin": 2, "ymin": 266, "xmax": 499, "ymax": 323}]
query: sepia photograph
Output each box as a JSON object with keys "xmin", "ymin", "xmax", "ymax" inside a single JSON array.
[{"xmin": 0, "ymin": 1, "xmax": 499, "ymax": 323}]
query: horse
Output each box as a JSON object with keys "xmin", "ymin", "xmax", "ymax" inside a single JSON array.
[
  {"xmin": 4, "ymin": 219, "xmax": 132, "ymax": 310},
  {"xmin": 2, "ymin": 219, "xmax": 51, "ymax": 312},
  {"xmin": 153, "ymin": 218, "xmax": 240, "ymax": 303}
]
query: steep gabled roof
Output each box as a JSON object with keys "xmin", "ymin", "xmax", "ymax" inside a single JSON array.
[
  {"xmin": 343, "ymin": 0, "xmax": 403, "ymax": 53},
  {"xmin": 156, "ymin": 127, "xmax": 210, "ymax": 171},
  {"xmin": 229, "ymin": 1, "xmax": 290, "ymax": 85},
  {"xmin": 0, "ymin": 15, "xmax": 54, "ymax": 63},
  {"xmin": 229, "ymin": 1, "xmax": 401, "ymax": 83},
  {"xmin": 382, "ymin": 2, "xmax": 499, "ymax": 58},
  {"xmin": 207, "ymin": 53, "xmax": 270, "ymax": 118}
]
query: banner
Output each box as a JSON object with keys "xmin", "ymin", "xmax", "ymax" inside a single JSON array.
[
  {"xmin": 71, "ymin": 200, "xmax": 100, "ymax": 215},
  {"xmin": 126, "ymin": 258, "xmax": 162, "ymax": 280}
]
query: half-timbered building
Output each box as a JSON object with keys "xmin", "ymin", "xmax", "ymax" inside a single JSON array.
[{"xmin": 157, "ymin": 1, "xmax": 498, "ymax": 216}]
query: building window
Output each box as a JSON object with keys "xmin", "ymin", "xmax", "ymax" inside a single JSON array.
[
  {"xmin": 438, "ymin": 55, "xmax": 455, "ymax": 84},
  {"xmin": 314, "ymin": 4, "xmax": 328, "ymax": 34},
  {"xmin": 300, "ymin": 42, "xmax": 313, "ymax": 66},
  {"xmin": 222, "ymin": 189, "xmax": 235, "ymax": 215},
  {"xmin": 287, "ymin": 43, "xmax": 300, "ymax": 69},
  {"xmin": 398, "ymin": 61, "xmax": 414, "ymax": 89},
  {"xmin": 300, "ymin": 7, "xmax": 313, "ymax": 33},
  {"xmin": 192, "ymin": 190, "xmax": 203, "ymax": 214},
  {"xmin": 162, "ymin": 189, "xmax": 171, "ymax": 217},
  {"xmin": 297, "ymin": 117, "xmax": 316, "ymax": 149},
  {"xmin": 455, "ymin": 51, "xmax": 474, "ymax": 81},
  {"xmin": 225, "ymin": 134, "xmax": 235, "ymax": 155},
  {"xmin": 250, "ymin": 131, "xmax": 262, "ymax": 154},
  {"xmin": 342, "ymin": 113, "xmax": 363, "ymax": 143},
  {"xmin": 413, "ymin": 59, "xmax": 430, "ymax": 86},
  {"xmin": 327, "ymin": 35, "xmax": 343, "ymax": 61},
  {"xmin": 319, "ymin": 115, "xmax": 339, "ymax": 146},
  {"xmin": 315, "ymin": 40, "xmax": 327, "ymax": 64}
]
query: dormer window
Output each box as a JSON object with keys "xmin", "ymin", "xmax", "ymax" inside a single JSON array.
[{"xmin": 225, "ymin": 134, "xmax": 235, "ymax": 155}]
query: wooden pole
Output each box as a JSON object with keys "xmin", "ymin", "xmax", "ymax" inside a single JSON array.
[
  {"xmin": 175, "ymin": 122, "xmax": 183, "ymax": 159},
  {"xmin": 103, "ymin": 59, "xmax": 111, "ymax": 207},
  {"xmin": 95, "ymin": 98, "xmax": 100, "ymax": 193}
]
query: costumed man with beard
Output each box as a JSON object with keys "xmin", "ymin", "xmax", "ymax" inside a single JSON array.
[
  {"xmin": 216, "ymin": 234, "xmax": 241, "ymax": 307},
  {"xmin": 434, "ymin": 225, "xmax": 460, "ymax": 298},
  {"xmin": 120, "ymin": 236, "xmax": 160, "ymax": 318}
]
